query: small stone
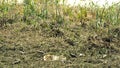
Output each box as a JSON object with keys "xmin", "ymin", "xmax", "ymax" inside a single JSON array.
[
  {"xmin": 79, "ymin": 53, "xmax": 85, "ymax": 57},
  {"xmin": 13, "ymin": 59, "xmax": 21, "ymax": 64},
  {"xmin": 37, "ymin": 50, "xmax": 44, "ymax": 54},
  {"xmin": 70, "ymin": 53, "xmax": 77, "ymax": 58},
  {"xmin": 102, "ymin": 54, "xmax": 107, "ymax": 58},
  {"xmin": 19, "ymin": 51, "xmax": 25, "ymax": 54}
]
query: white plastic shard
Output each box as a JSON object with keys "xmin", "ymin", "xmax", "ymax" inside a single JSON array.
[
  {"xmin": 59, "ymin": 0, "xmax": 120, "ymax": 7},
  {"xmin": 43, "ymin": 54, "xmax": 66, "ymax": 61}
]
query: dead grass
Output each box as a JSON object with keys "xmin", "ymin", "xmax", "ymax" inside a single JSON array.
[
  {"xmin": 0, "ymin": 21, "xmax": 120, "ymax": 68},
  {"xmin": 0, "ymin": 1, "xmax": 120, "ymax": 67}
]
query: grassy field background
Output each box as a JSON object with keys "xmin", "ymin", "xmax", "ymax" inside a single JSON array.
[{"xmin": 0, "ymin": 0, "xmax": 120, "ymax": 68}]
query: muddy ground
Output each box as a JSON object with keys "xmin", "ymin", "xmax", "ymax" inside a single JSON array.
[{"xmin": 0, "ymin": 22, "xmax": 120, "ymax": 68}]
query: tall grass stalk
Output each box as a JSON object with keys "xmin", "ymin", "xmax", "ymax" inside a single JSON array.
[
  {"xmin": 44, "ymin": 0, "xmax": 48, "ymax": 19},
  {"xmin": 23, "ymin": 0, "xmax": 37, "ymax": 25},
  {"xmin": 55, "ymin": 0, "xmax": 64, "ymax": 24}
]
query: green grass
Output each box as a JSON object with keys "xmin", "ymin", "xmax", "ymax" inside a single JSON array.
[{"xmin": 0, "ymin": 0, "xmax": 120, "ymax": 68}]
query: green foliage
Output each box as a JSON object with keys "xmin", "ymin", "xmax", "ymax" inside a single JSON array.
[
  {"xmin": 23, "ymin": 0, "xmax": 37, "ymax": 25},
  {"xmin": 0, "ymin": 0, "xmax": 119, "ymax": 27},
  {"xmin": 0, "ymin": 1, "xmax": 120, "ymax": 67}
]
